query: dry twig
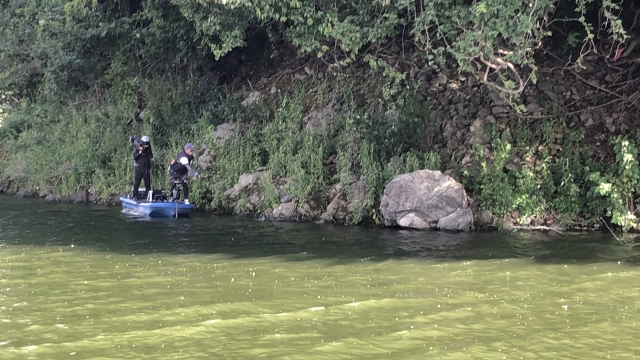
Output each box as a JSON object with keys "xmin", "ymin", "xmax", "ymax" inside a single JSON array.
[
  {"xmin": 599, "ymin": 217, "xmax": 620, "ymax": 241},
  {"xmin": 542, "ymin": 48, "xmax": 639, "ymax": 110}
]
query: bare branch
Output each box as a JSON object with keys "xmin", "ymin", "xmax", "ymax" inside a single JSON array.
[
  {"xmin": 542, "ymin": 48, "xmax": 633, "ymax": 103},
  {"xmin": 477, "ymin": 53, "xmax": 525, "ymax": 95},
  {"xmin": 630, "ymin": 7, "xmax": 640, "ymax": 32}
]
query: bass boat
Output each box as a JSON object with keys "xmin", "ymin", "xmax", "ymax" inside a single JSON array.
[{"xmin": 119, "ymin": 188, "xmax": 193, "ymax": 218}]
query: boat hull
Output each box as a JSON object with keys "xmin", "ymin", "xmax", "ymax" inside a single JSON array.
[{"xmin": 119, "ymin": 197, "xmax": 194, "ymax": 218}]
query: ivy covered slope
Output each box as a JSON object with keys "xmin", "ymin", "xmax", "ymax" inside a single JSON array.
[{"xmin": 1, "ymin": 0, "xmax": 639, "ymax": 231}]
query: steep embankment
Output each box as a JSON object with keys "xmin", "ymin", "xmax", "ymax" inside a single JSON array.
[
  {"xmin": 2, "ymin": 42, "xmax": 639, "ymax": 233},
  {"xmin": 181, "ymin": 45, "xmax": 639, "ymax": 233}
]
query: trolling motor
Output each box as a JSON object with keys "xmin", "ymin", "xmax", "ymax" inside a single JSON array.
[
  {"xmin": 170, "ymin": 176, "xmax": 202, "ymax": 203},
  {"xmin": 171, "ymin": 178, "xmax": 182, "ymax": 202}
]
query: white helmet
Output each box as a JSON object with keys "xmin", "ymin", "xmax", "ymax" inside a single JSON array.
[{"xmin": 141, "ymin": 135, "xmax": 149, "ymax": 142}]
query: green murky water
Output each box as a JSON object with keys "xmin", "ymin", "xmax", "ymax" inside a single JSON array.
[{"xmin": 1, "ymin": 196, "xmax": 640, "ymax": 359}]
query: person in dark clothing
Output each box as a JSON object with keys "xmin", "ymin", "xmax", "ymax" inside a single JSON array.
[
  {"xmin": 132, "ymin": 135, "xmax": 153, "ymax": 200},
  {"xmin": 169, "ymin": 142, "xmax": 199, "ymax": 204}
]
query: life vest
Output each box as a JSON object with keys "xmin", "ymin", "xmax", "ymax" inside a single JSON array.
[{"xmin": 169, "ymin": 150, "xmax": 194, "ymax": 176}]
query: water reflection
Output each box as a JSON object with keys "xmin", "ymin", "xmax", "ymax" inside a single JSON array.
[
  {"xmin": 2, "ymin": 195, "xmax": 640, "ymax": 265},
  {"xmin": 378, "ymin": 229, "xmax": 475, "ymax": 257}
]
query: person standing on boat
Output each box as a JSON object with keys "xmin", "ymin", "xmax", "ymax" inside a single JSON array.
[
  {"xmin": 131, "ymin": 135, "xmax": 153, "ymax": 199},
  {"xmin": 169, "ymin": 143, "xmax": 199, "ymax": 204}
]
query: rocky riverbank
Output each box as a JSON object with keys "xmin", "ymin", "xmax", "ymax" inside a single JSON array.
[{"xmin": 2, "ymin": 48, "xmax": 638, "ymax": 234}]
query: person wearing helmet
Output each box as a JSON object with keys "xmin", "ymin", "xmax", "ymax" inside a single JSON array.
[
  {"xmin": 169, "ymin": 143, "xmax": 199, "ymax": 204},
  {"xmin": 132, "ymin": 135, "xmax": 153, "ymax": 200}
]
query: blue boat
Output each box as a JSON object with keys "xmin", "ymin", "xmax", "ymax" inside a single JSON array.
[{"xmin": 119, "ymin": 188, "xmax": 194, "ymax": 218}]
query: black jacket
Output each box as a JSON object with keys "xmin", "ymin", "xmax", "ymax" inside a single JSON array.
[
  {"xmin": 133, "ymin": 145, "xmax": 153, "ymax": 170},
  {"xmin": 169, "ymin": 150, "xmax": 194, "ymax": 177}
]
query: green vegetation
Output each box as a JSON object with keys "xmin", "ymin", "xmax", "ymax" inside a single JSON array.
[{"xmin": 1, "ymin": 0, "xmax": 639, "ymax": 231}]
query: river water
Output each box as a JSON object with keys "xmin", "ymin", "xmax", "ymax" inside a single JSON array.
[{"xmin": 1, "ymin": 196, "xmax": 639, "ymax": 359}]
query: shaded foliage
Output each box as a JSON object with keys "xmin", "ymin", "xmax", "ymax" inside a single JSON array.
[{"xmin": 1, "ymin": 0, "xmax": 635, "ymax": 101}]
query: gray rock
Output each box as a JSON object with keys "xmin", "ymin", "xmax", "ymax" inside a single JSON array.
[
  {"xmin": 474, "ymin": 210, "xmax": 494, "ymax": 229},
  {"xmin": 320, "ymin": 176, "xmax": 368, "ymax": 224},
  {"xmin": 530, "ymin": 216, "xmax": 544, "ymax": 226},
  {"xmin": 347, "ymin": 174, "xmax": 360, "ymax": 184},
  {"xmin": 476, "ymin": 108, "xmax": 491, "ymax": 118},
  {"xmin": 579, "ymin": 111, "xmax": 592, "ymax": 122},
  {"xmin": 537, "ymin": 80, "xmax": 554, "ymax": 92},
  {"xmin": 491, "ymin": 107, "xmax": 508, "ymax": 115},
  {"xmin": 296, "ymin": 202, "xmax": 315, "ymax": 219},
  {"xmin": 241, "ymin": 91, "xmax": 261, "ymax": 106},
  {"xmin": 437, "ymin": 208, "xmax": 474, "ymax": 231},
  {"xmin": 15, "ymin": 190, "xmax": 38, "ymax": 199},
  {"xmin": 526, "ymin": 103, "xmax": 542, "ymax": 113},
  {"xmin": 442, "ymin": 120, "xmax": 456, "ymax": 139},
  {"xmin": 466, "ymin": 118, "xmax": 489, "ymax": 146},
  {"xmin": 304, "ymin": 107, "xmax": 334, "ymax": 134},
  {"xmin": 380, "ymin": 170, "xmax": 471, "ymax": 231},
  {"xmin": 198, "ymin": 149, "xmax": 216, "ymax": 171},
  {"xmin": 272, "ymin": 201, "xmax": 296, "ymax": 219},
  {"xmin": 280, "ymin": 194, "xmax": 293, "ymax": 203},
  {"xmin": 65, "ymin": 189, "xmax": 88, "ymax": 203},
  {"xmin": 324, "ymin": 154, "xmax": 337, "ymax": 165},
  {"xmin": 211, "ymin": 123, "xmax": 240, "ymax": 147},
  {"xmin": 224, "ymin": 172, "xmax": 264, "ymax": 200},
  {"xmin": 398, "ymin": 213, "xmax": 431, "ymax": 229},
  {"xmin": 45, "ymin": 195, "xmax": 62, "ymax": 203},
  {"xmin": 244, "ymin": 194, "xmax": 262, "ymax": 211},
  {"xmin": 489, "ymin": 92, "xmax": 508, "ymax": 106}
]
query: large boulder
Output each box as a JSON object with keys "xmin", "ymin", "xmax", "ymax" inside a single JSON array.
[
  {"xmin": 379, "ymin": 170, "xmax": 473, "ymax": 231},
  {"xmin": 198, "ymin": 148, "xmax": 216, "ymax": 172},
  {"xmin": 224, "ymin": 172, "xmax": 265, "ymax": 200},
  {"xmin": 211, "ymin": 122, "xmax": 240, "ymax": 147}
]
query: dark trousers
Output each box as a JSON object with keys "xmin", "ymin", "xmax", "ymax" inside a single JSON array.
[
  {"xmin": 170, "ymin": 176, "xmax": 189, "ymax": 201},
  {"xmin": 132, "ymin": 167, "xmax": 151, "ymax": 199}
]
